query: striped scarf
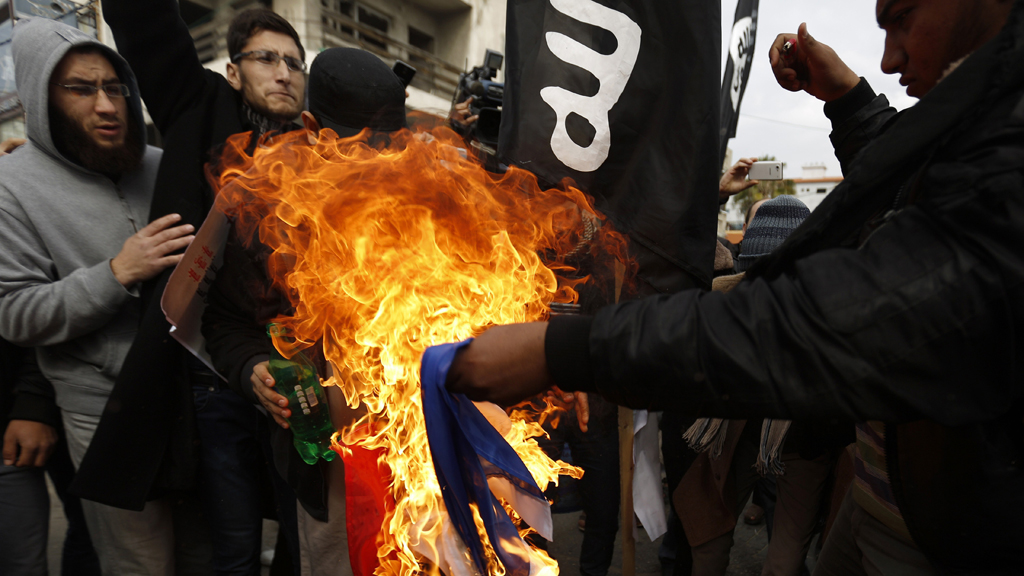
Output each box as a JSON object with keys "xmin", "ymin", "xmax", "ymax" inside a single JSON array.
[{"xmin": 683, "ymin": 418, "xmax": 793, "ymax": 475}]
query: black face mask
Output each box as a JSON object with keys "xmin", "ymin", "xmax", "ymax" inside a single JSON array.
[{"xmin": 48, "ymin": 101, "xmax": 143, "ymax": 179}]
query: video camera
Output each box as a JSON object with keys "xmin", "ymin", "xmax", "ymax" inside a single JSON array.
[{"xmin": 453, "ymin": 49, "xmax": 504, "ymax": 148}]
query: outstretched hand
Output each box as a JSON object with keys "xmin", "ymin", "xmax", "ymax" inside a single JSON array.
[
  {"xmin": 719, "ymin": 157, "xmax": 760, "ymax": 201},
  {"xmin": 769, "ymin": 23, "xmax": 860, "ymax": 103},
  {"xmin": 446, "ymin": 323, "xmax": 554, "ymax": 406}
]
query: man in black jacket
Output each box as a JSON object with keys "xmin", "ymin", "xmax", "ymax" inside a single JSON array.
[
  {"xmin": 447, "ymin": 0, "xmax": 1024, "ymax": 572},
  {"xmin": 202, "ymin": 47, "xmax": 409, "ymax": 576},
  {"xmin": 73, "ymin": 3, "xmax": 307, "ymax": 574}
]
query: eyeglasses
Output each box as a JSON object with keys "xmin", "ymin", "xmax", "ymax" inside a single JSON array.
[
  {"xmin": 51, "ymin": 83, "xmax": 131, "ymax": 98},
  {"xmin": 232, "ymin": 50, "xmax": 307, "ymax": 74}
]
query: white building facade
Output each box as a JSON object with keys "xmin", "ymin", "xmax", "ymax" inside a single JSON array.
[
  {"xmin": 177, "ymin": 0, "xmax": 506, "ymax": 114},
  {"xmin": 0, "ymin": 0, "xmax": 508, "ymax": 139},
  {"xmin": 792, "ymin": 163, "xmax": 843, "ymax": 212}
]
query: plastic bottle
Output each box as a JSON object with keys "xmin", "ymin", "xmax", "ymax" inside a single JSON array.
[{"xmin": 267, "ymin": 324, "xmax": 337, "ymax": 465}]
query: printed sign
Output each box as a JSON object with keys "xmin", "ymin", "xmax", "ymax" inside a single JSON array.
[{"xmin": 160, "ymin": 202, "xmax": 231, "ymax": 379}]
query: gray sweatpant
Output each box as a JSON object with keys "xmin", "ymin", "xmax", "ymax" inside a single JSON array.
[{"xmin": 62, "ymin": 410, "xmax": 212, "ymax": 576}]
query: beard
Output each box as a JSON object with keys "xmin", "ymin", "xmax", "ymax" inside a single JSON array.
[{"xmin": 49, "ymin": 102, "xmax": 144, "ymax": 178}]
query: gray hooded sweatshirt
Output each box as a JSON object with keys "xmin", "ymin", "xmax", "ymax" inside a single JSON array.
[{"xmin": 0, "ymin": 18, "xmax": 162, "ymax": 416}]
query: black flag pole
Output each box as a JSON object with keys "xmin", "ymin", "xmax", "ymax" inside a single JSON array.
[{"xmin": 719, "ymin": 0, "xmax": 759, "ymax": 164}]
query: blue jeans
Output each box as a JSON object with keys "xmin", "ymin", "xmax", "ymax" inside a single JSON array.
[
  {"xmin": 0, "ymin": 435, "xmax": 100, "ymax": 576},
  {"xmin": 538, "ymin": 395, "xmax": 620, "ymax": 576},
  {"xmin": 0, "ymin": 463, "xmax": 48, "ymax": 576},
  {"xmin": 192, "ymin": 368, "xmax": 299, "ymax": 576}
]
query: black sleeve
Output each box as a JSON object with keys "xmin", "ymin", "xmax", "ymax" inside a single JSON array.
[
  {"xmin": 2, "ymin": 342, "xmax": 60, "ymax": 428},
  {"xmin": 545, "ymin": 315, "xmax": 596, "ymax": 392},
  {"xmin": 548, "ymin": 133, "xmax": 1024, "ymax": 426},
  {"xmin": 102, "ymin": 0, "xmax": 212, "ymax": 135},
  {"xmin": 202, "ymin": 228, "xmax": 288, "ymax": 404},
  {"xmin": 823, "ymin": 79, "xmax": 899, "ymax": 176}
]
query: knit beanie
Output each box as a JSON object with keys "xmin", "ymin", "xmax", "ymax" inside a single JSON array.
[{"xmin": 735, "ymin": 195, "xmax": 810, "ymax": 272}]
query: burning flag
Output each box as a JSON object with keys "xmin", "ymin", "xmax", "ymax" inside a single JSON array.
[
  {"xmin": 210, "ymin": 123, "xmax": 631, "ymax": 576},
  {"xmin": 422, "ymin": 340, "xmax": 551, "ymax": 576}
]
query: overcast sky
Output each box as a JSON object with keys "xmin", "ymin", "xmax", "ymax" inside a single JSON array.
[{"xmin": 720, "ymin": 0, "xmax": 918, "ymax": 180}]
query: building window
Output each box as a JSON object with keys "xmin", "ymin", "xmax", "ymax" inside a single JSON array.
[
  {"xmin": 322, "ymin": 1, "xmax": 354, "ymax": 16},
  {"xmin": 357, "ymin": 5, "xmax": 389, "ymax": 50},
  {"xmin": 408, "ymin": 26, "xmax": 434, "ymax": 54},
  {"xmin": 817, "ymin": 187, "xmax": 827, "ymax": 193},
  {"xmin": 230, "ymin": 0, "xmax": 271, "ymax": 11}
]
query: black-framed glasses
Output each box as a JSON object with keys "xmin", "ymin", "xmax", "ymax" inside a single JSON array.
[
  {"xmin": 232, "ymin": 50, "xmax": 307, "ymax": 74},
  {"xmin": 51, "ymin": 83, "xmax": 131, "ymax": 98}
]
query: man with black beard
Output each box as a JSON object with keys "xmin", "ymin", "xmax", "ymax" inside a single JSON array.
[
  {"xmin": 48, "ymin": 82, "xmax": 144, "ymax": 177},
  {"xmin": 68, "ymin": 3, "xmax": 309, "ymax": 574},
  {"xmin": 0, "ymin": 17, "xmax": 204, "ymax": 573}
]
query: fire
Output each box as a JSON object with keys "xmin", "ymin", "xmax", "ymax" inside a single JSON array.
[{"xmin": 211, "ymin": 124, "xmax": 630, "ymax": 576}]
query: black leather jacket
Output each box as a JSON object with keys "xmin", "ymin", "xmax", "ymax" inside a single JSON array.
[{"xmin": 548, "ymin": 4, "xmax": 1024, "ymax": 572}]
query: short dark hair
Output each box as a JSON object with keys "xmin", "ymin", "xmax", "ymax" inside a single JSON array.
[{"xmin": 227, "ymin": 8, "xmax": 305, "ymax": 62}]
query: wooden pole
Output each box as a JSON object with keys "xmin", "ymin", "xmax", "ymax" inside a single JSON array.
[
  {"xmin": 615, "ymin": 257, "xmax": 635, "ymax": 576},
  {"xmin": 619, "ymin": 406, "xmax": 636, "ymax": 576}
]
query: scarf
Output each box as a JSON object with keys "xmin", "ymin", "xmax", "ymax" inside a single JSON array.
[{"xmin": 683, "ymin": 417, "xmax": 793, "ymax": 475}]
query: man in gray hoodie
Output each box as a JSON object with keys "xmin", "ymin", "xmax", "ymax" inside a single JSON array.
[{"xmin": 0, "ymin": 18, "xmax": 202, "ymax": 574}]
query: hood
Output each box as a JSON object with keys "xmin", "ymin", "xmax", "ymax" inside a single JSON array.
[{"xmin": 11, "ymin": 17, "xmax": 146, "ymax": 168}]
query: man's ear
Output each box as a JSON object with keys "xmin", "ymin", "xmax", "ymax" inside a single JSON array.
[
  {"xmin": 301, "ymin": 111, "xmax": 320, "ymax": 145},
  {"xmin": 226, "ymin": 62, "xmax": 243, "ymax": 91}
]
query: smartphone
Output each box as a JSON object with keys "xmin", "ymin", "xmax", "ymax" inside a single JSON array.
[
  {"xmin": 749, "ymin": 161, "xmax": 784, "ymax": 180},
  {"xmin": 392, "ymin": 61, "xmax": 416, "ymax": 88}
]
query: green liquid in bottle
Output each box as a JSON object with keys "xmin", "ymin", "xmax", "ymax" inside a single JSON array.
[{"xmin": 267, "ymin": 324, "xmax": 337, "ymax": 466}]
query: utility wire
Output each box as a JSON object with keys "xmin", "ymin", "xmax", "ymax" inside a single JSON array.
[{"xmin": 740, "ymin": 113, "xmax": 830, "ymax": 132}]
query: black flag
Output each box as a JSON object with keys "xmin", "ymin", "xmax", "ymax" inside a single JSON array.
[
  {"xmin": 719, "ymin": 0, "xmax": 759, "ymax": 163},
  {"xmin": 498, "ymin": 0, "xmax": 721, "ymax": 293}
]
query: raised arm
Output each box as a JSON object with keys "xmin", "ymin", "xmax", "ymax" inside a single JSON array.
[
  {"xmin": 102, "ymin": 0, "xmax": 212, "ymax": 134},
  {"xmin": 766, "ymin": 23, "xmax": 900, "ymax": 174}
]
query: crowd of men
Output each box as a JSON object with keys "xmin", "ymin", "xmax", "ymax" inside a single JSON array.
[{"xmin": 1, "ymin": 0, "xmax": 1022, "ymax": 575}]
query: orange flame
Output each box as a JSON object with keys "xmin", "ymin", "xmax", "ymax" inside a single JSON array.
[{"xmin": 212, "ymin": 124, "xmax": 630, "ymax": 576}]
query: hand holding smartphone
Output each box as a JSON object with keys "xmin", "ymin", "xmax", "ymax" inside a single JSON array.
[
  {"xmin": 392, "ymin": 61, "xmax": 416, "ymax": 88},
  {"xmin": 748, "ymin": 161, "xmax": 783, "ymax": 180}
]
